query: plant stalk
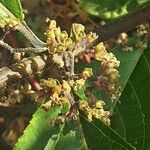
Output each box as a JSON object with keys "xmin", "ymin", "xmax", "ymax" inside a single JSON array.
[{"xmin": 94, "ymin": 5, "xmax": 150, "ymax": 42}]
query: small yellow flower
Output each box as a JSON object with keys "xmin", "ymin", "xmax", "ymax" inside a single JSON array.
[
  {"xmin": 75, "ymin": 78, "xmax": 86, "ymax": 90},
  {"xmin": 53, "ymin": 85, "xmax": 62, "ymax": 95},
  {"xmin": 79, "ymin": 101, "xmax": 89, "ymax": 110},
  {"xmin": 48, "ymin": 20, "xmax": 56, "ymax": 29},
  {"xmin": 104, "ymin": 53, "xmax": 120, "ymax": 68},
  {"xmin": 51, "ymin": 91, "xmax": 59, "ymax": 101},
  {"xmin": 47, "ymin": 32, "xmax": 56, "ymax": 41},
  {"xmin": 95, "ymin": 100, "xmax": 105, "ymax": 109},
  {"xmin": 79, "ymin": 99, "xmax": 110, "ymax": 125},
  {"xmin": 65, "ymin": 38, "xmax": 74, "ymax": 50},
  {"xmin": 60, "ymin": 31, "xmax": 68, "ymax": 41},
  {"xmin": 52, "ymin": 54, "xmax": 64, "ymax": 67},
  {"xmin": 87, "ymin": 32, "xmax": 98, "ymax": 43},
  {"xmin": 94, "ymin": 42, "xmax": 107, "ymax": 61},
  {"xmin": 82, "ymin": 68, "xmax": 93, "ymax": 79},
  {"xmin": 0, "ymin": 16, "xmax": 19, "ymax": 29},
  {"xmin": 71, "ymin": 23, "xmax": 86, "ymax": 42},
  {"xmin": 59, "ymin": 97, "xmax": 68, "ymax": 105},
  {"xmin": 47, "ymin": 78, "xmax": 57, "ymax": 88},
  {"xmin": 87, "ymin": 112, "xmax": 93, "ymax": 122},
  {"xmin": 54, "ymin": 27, "xmax": 61, "ymax": 37},
  {"xmin": 92, "ymin": 109, "xmax": 101, "ymax": 119},
  {"xmin": 68, "ymin": 80, "xmax": 75, "ymax": 87},
  {"xmin": 101, "ymin": 117, "xmax": 111, "ymax": 125},
  {"xmin": 62, "ymin": 80, "xmax": 71, "ymax": 93},
  {"xmin": 105, "ymin": 68, "xmax": 119, "ymax": 81},
  {"xmin": 0, "ymin": 19, "xmax": 5, "ymax": 28},
  {"xmin": 57, "ymin": 44, "xmax": 67, "ymax": 52}
]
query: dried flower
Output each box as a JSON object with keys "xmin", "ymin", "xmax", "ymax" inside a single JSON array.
[{"xmin": 79, "ymin": 100, "xmax": 110, "ymax": 125}]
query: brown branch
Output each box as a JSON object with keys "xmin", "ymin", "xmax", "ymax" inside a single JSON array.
[
  {"xmin": 0, "ymin": 40, "xmax": 48, "ymax": 53},
  {"xmin": 0, "ymin": 55, "xmax": 47, "ymax": 101},
  {"xmin": 94, "ymin": 5, "xmax": 150, "ymax": 42}
]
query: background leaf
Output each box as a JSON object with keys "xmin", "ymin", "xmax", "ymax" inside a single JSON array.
[
  {"xmin": 116, "ymin": 43, "xmax": 150, "ymax": 149},
  {"xmin": 0, "ymin": 0, "xmax": 24, "ymax": 20},
  {"xmin": 14, "ymin": 105, "xmax": 62, "ymax": 150},
  {"xmin": 44, "ymin": 122, "xmax": 84, "ymax": 150},
  {"xmin": 78, "ymin": 0, "xmax": 150, "ymax": 19},
  {"xmin": 80, "ymin": 114, "xmax": 136, "ymax": 150},
  {"xmin": 14, "ymin": 106, "xmax": 84, "ymax": 150}
]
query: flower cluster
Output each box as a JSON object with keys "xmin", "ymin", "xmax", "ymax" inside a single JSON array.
[
  {"xmin": 70, "ymin": 67, "xmax": 93, "ymax": 90},
  {"xmin": 45, "ymin": 20, "xmax": 97, "ymax": 69},
  {"xmin": 79, "ymin": 100, "xmax": 110, "ymax": 125},
  {"xmin": 0, "ymin": 16, "xmax": 19, "ymax": 29},
  {"xmin": 45, "ymin": 19, "xmax": 97, "ymax": 54},
  {"xmin": 41, "ymin": 68, "xmax": 92, "ymax": 111},
  {"xmin": 94, "ymin": 43, "xmax": 121, "ymax": 100},
  {"xmin": 41, "ymin": 78, "xmax": 71, "ymax": 110},
  {"xmin": 45, "ymin": 19, "xmax": 73, "ymax": 53},
  {"xmin": 43, "ymin": 20, "xmax": 121, "ymax": 124}
]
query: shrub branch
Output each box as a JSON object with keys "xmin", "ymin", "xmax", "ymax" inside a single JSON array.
[{"xmin": 94, "ymin": 5, "xmax": 150, "ymax": 42}]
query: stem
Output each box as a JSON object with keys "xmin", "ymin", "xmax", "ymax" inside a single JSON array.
[
  {"xmin": 0, "ymin": 40, "xmax": 14, "ymax": 52},
  {"xmin": 14, "ymin": 47, "xmax": 48, "ymax": 53},
  {"xmin": 94, "ymin": 5, "xmax": 150, "ymax": 42},
  {"xmin": 76, "ymin": 116, "xmax": 89, "ymax": 150},
  {"xmin": 0, "ymin": 40, "xmax": 48, "ymax": 53},
  {"xmin": 16, "ymin": 22, "xmax": 47, "ymax": 48}
]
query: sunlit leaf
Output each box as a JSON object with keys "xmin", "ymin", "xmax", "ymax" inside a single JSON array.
[
  {"xmin": 14, "ymin": 105, "xmax": 62, "ymax": 150},
  {"xmin": 0, "ymin": 0, "xmax": 24, "ymax": 20},
  {"xmin": 78, "ymin": 0, "xmax": 150, "ymax": 19}
]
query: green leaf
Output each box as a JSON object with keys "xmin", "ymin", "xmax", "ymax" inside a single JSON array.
[
  {"xmin": 14, "ymin": 105, "xmax": 62, "ymax": 150},
  {"xmin": 0, "ymin": 3, "xmax": 9, "ymax": 19},
  {"xmin": 61, "ymin": 103, "xmax": 70, "ymax": 114},
  {"xmin": 14, "ymin": 106, "xmax": 84, "ymax": 150},
  {"xmin": 78, "ymin": 0, "xmax": 150, "ymax": 19},
  {"xmin": 113, "ymin": 36, "xmax": 143, "ymax": 89},
  {"xmin": 0, "ymin": 0, "xmax": 24, "ymax": 20},
  {"xmin": 44, "ymin": 122, "xmax": 84, "ymax": 150},
  {"xmin": 115, "ymin": 82, "xmax": 144, "ymax": 149},
  {"xmin": 80, "ymin": 114, "xmax": 136, "ymax": 150},
  {"xmin": 116, "ymin": 43, "xmax": 150, "ymax": 149},
  {"xmin": 44, "ymin": 124, "xmax": 65, "ymax": 150}
]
